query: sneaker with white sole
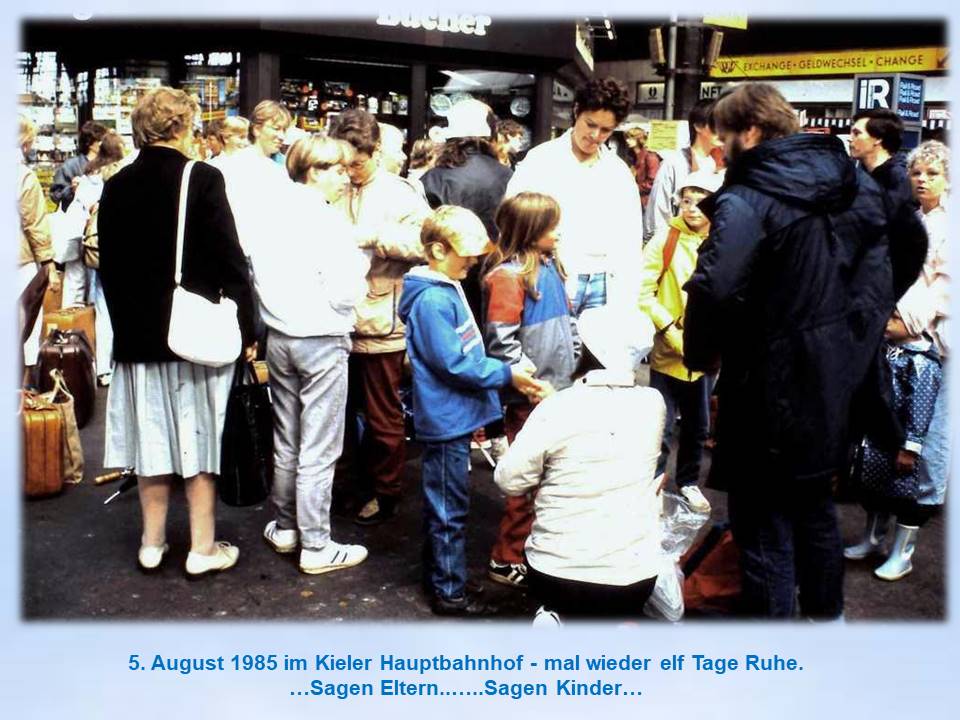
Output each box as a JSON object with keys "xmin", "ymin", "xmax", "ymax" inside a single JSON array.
[
  {"xmin": 185, "ymin": 541, "xmax": 239, "ymax": 578},
  {"xmin": 138, "ymin": 543, "xmax": 169, "ymax": 571},
  {"xmin": 533, "ymin": 605, "xmax": 562, "ymax": 627},
  {"xmin": 680, "ymin": 485, "xmax": 712, "ymax": 514},
  {"xmin": 488, "ymin": 559, "xmax": 528, "ymax": 588},
  {"xmin": 299, "ymin": 542, "xmax": 368, "ymax": 575},
  {"xmin": 263, "ymin": 520, "xmax": 299, "ymax": 553}
]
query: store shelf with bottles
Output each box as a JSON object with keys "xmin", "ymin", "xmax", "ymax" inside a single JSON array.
[{"xmin": 283, "ymin": 79, "xmax": 410, "ymax": 134}]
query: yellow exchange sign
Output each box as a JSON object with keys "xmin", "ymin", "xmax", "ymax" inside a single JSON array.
[{"xmin": 710, "ymin": 47, "xmax": 947, "ymax": 78}]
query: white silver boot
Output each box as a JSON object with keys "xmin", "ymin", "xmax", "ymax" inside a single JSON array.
[
  {"xmin": 874, "ymin": 524, "xmax": 919, "ymax": 581},
  {"xmin": 843, "ymin": 512, "xmax": 891, "ymax": 560}
]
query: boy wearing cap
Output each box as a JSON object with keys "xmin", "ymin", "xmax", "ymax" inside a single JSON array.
[
  {"xmin": 399, "ymin": 206, "xmax": 545, "ymax": 616},
  {"xmin": 638, "ymin": 170, "xmax": 724, "ymax": 514}
]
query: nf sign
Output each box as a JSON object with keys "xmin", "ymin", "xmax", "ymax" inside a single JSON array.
[
  {"xmin": 856, "ymin": 76, "xmax": 895, "ymax": 109},
  {"xmin": 853, "ymin": 73, "xmax": 925, "ymax": 128}
]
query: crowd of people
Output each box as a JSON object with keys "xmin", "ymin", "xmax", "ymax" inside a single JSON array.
[{"xmin": 17, "ymin": 74, "xmax": 949, "ymax": 622}]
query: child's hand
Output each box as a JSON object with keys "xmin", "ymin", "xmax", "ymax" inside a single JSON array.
[
  {"xmin": 896, "ymin": 449, "xmax": 918, "ymax": 474},
  {"xmin": 527, "ymin": 379, "xmax": 556, "ymax": 405},
  {"xmin": 510, "ymin": 366, "xmax": 542, "ymax": 395},
  {"xmin": 885, "ymin": 315, "xmax": 913, "ymax": 342}
]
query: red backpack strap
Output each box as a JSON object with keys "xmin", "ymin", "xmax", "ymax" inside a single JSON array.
[{"xmin": 656, "ymin": 227, "xmax": 681, "ymax": 287}]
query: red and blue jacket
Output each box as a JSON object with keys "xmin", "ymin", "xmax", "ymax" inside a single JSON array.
[{"xmin": 483, "ymin": 257, "xmax": 578, "ymax": 404}]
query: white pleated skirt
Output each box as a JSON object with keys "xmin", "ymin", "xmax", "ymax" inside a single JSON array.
[{"xmin": 104, "ymin": 361, "xmax": 235, "ymax": 477}]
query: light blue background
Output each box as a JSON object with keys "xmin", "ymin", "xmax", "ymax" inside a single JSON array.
[{"xmin": 4, "ymin": 2, "xmax": 958, "ymax": 717}]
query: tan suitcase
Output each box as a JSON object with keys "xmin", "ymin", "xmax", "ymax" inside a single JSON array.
[
  {"xmin": 22, "ymin": 393, "xmax": 64, "ymax": 498},
  {"xmin": 43, "ymin": 305, "xmax": 95, "ymax": 355},
  {"xmin": 42, "ymin": 280, "xmax": 62, "ymax": 316}
]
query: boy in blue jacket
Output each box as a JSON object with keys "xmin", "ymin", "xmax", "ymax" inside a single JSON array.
[{"xmin": 399, "ymin": 205, "xmax": 546, "ymax": 616}]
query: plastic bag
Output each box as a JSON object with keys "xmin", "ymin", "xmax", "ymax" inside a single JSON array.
[{"xmin": 643, "ymin": 491, "xmax": 710, "ymax": 621}]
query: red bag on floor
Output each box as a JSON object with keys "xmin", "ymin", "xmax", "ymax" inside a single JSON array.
[{"xmin": 681, "ymin": 523, "xmax": 741, "ymax": 613}]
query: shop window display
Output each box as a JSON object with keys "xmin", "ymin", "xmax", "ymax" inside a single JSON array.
[
  {"xmin": 427, "ymin": 67, "xmax": 535, "ymax": 150},
  {"xmin": 17, "ymin": 51, "xmax": 78, "ymax": 208},
  {"xmin": 281, "ymin": 57, "xmax": 410, "ymax": 137}
]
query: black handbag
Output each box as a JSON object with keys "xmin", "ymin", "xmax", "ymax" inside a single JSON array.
[{"xmin": 219, "ymin": 360, "xmax": 274, "ymax": 507}]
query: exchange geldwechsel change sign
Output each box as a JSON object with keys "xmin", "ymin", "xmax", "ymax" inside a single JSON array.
[{"xmin": 710, "ymin": 47, "xmax": 946, "ymax": 78}]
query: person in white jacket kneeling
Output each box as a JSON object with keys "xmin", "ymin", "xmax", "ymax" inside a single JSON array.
[
  {"xmin": 495, "ymin": 306, "xmax": 666, "ymax": 620},
  {"xmin": 247, "ymin": 134, "xmax": 371, "ymax": 575}
]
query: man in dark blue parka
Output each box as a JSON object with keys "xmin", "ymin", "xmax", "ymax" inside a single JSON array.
[{"xmin": 682, "ymin": 84, "xmax": 926, "ymax": 619}]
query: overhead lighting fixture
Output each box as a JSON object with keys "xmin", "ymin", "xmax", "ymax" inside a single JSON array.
[
  {"xmin": 604, "ymin": 19, "xmax": 611, "ymax": 29},
  {"xmin": 440, "ymin": 70, "xmax": 483, "ymax": 87}
]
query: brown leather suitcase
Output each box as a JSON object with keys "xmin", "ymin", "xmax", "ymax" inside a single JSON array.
[
  {"xmin": 22, "ymin": 393, "xmax": 64, "ymax": 498},
  {"xmin": 43, "ymin": 305, "xmax": 95, "ymax": 355},
  {"xmin": 37, "ymin": 330, "xmax": 96, "ymax": 429}
]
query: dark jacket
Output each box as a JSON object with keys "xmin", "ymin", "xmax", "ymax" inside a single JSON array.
[
  {"xmin": 869, "ymin": 152, "xmax": 929, "ymax": 299},
  {"xmin": 421, "ymin": 150, "xmax": 513, "ymax": 322},
  {"xmin": 421, "ymin": 149, "xmax": 513, "ymax": 239},
  {"xmin": 682, "ymin": 133, "xmax": 907, "ymax": 490},
  {"xmin": 50, "ymin": 154, "xmax": 87, "ymax": 210},
  {"xmin": 98, "ymin": 145, "xmax": 256, "ymax": 363}
]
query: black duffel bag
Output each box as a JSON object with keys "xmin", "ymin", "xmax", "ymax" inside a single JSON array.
[{"xmin": 219, "ymin": 360, "xmax": 274, "ymax": 506}]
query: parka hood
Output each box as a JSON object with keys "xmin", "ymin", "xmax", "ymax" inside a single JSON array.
[
  {"xmin": 398, "ymin": 266, "xmax": 458, "ymax": 323},
  {"xmin": 708, "ymin": 133, "xmax": 860, "ymax": 215}
]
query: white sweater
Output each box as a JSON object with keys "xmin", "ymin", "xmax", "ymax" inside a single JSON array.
[
  {"xmin": 246, "ymin": 183, "xmax": 369, "ymax": 338},
  {"xmin": 494, "ymin": 370, "xmax": 666, "ymax": 585},
  {"xmin": 505, "ymin": 130, "xmax": 644, "ymax": 303}
]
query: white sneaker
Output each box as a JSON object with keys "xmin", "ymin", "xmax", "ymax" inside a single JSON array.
[
  {"xmin": 680, "ymin": 485, "xmax": 712, "ymax": 514},
  {"xmin": 299, "ymin": 542, "xmax": 368, "ymax": 575},
  {"xmin": 185, "ymin": 541, "xmax": 239, "ymax": 577},
  {"xmin": 533, "ymin": 605, "xmax": 562, "ymax": 628},
  {"xmin": 263, "ymin": 520, "xmax": 299, "ymax": 554},
  {"xmin": 138, "ymin": 543, "xmax": 169, "ymax": 571}
]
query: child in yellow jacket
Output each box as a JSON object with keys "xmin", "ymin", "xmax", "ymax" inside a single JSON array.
[{"xmin": 638, "ymin": 170, "xmax": 723, "ymax": 513}]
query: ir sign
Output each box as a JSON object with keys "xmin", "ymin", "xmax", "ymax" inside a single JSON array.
[{"xmin": 856, "ymin": 76, "xmax": 895, "ymax": 109}]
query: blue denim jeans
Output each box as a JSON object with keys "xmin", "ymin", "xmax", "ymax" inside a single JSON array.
[
  {"xmin": 568, "ymin": 272, "xmax": 608, "ymax": 317},
  {"xmin": 650, "ymin": 370, "xmax": 709, "ymax": 488},
  {"xmin": 728, "ymin": 482, "xmax": 844, "ymax": 619},
  {"xmin": 421, "ymin": 435, "xmax": 472, "ymax": 601}
]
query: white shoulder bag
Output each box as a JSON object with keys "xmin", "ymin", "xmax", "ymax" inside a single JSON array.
[{"xmin": 166, "ymin": 160, "xmax": 242, "ymax": 367}]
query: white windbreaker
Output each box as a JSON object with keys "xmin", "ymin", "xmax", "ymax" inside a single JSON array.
[{"xmin": 494, "ymin": 369, "xmax": 666, "ymax": 585}]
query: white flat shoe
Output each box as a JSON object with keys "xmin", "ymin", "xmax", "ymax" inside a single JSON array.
[
  {"xmin": 138, "ymin": 543, "xmax": 169, "ymax": 571},
  {"xmin": 185, "ymin": 541, "xmax": 239, "ymax": 578}
]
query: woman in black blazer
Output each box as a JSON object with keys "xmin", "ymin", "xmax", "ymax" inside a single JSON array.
[{"xmin": 98, "ymin": 87, "xmax": 256, "ymax": 578}]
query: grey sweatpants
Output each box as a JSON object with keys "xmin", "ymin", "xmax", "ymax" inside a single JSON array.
[{"xmin": 267, "ymin": 330, "xmax": 350, "ymax": 550}]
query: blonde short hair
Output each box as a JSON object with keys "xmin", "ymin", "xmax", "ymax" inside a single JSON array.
[
  {"xmin": 220, "ymin": 116, "xmax": 250, "ymax": 141},
  {"xmin": 421, "ymin": 205, "xmax": 488, "ymax": 256},
  {"xmin": 625, "ymin": 126, "xmax": 648, "ymax": 145},
  {"xmin": 249, "ymin": 100, "xmax": 292, "ymax": 141},
  {"xmin": 131, "ymin": 87, "xmax": 199, "ymax": 147},
  {"xmin": 285, "ymin": 134, "xmax": 355, "ymax": 183},
  {"xmin": 18, "ymin": 114, "xmax": 36, "ymax": 148}
]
